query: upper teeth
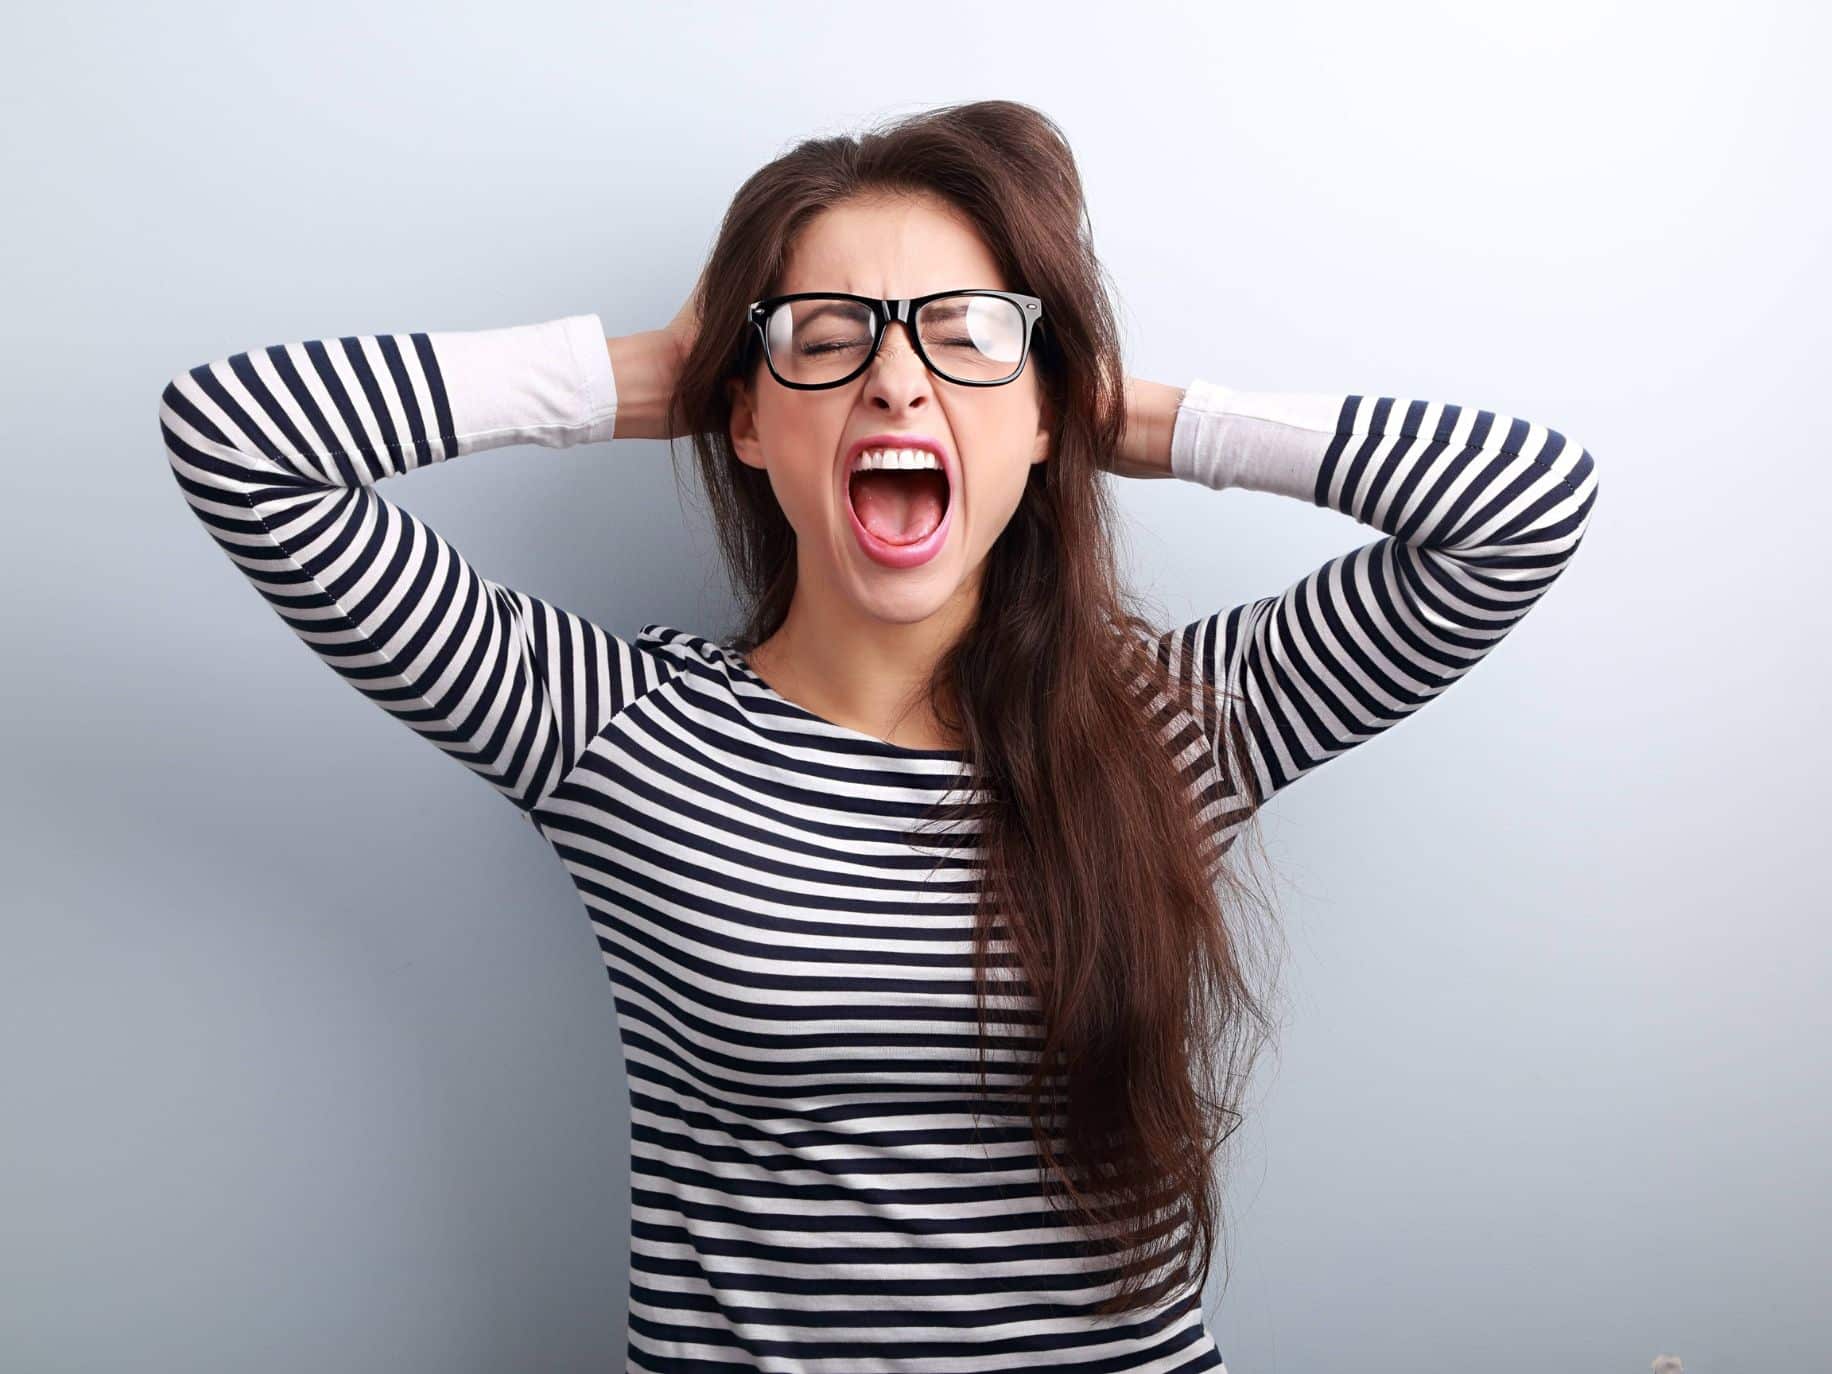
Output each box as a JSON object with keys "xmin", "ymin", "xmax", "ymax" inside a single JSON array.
[{"xmin": 853, "ymin": 447, "xmax": 942, "ymax": 472}]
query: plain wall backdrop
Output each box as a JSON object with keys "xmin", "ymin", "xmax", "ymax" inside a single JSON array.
[{"xmin": 3, "ymin": 2, "xmax": 1826, "ymax": 1371}]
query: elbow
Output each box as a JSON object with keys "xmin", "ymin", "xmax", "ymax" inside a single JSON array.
[
  {"xmin": 159, "ymin": 363, "xmax": 206, "ymax": 434},
  {"xmin": 158, "ymin": 363, "xmax": 227, "ymax": 490},
  {"xmin": 1553, "ymin": 429, "xmax": 1600, "ymax": 557},
  {"xmin": 161, "ymin": 356, "xmax": 315, "ymax": 494},
  {"xmin": 158, "ymin": 371, "xmax": 196, "ymax": 479},
  {"xmin": 1572, "ymin": 432, "xmax": 1600, "ymax": 520}
]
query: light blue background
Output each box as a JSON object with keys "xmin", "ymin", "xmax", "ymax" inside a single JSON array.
[{"xmin": 3, "ymin": 2, "xmax": 1826, "ymax": 1371}]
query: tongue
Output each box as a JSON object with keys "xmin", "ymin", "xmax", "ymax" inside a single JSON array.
[{"xmin": 850, "ymin": 470, "xmax": 948, "ymax": 545}]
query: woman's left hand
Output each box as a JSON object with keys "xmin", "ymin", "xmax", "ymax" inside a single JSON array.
[{"xmin": 1105, "ymin": 377, "xmax": 1185, "ymax": 479}]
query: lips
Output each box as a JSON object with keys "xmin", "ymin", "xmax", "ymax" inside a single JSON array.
[{"xmin": 840, "ymin": 432, "xmax": 957, "ymax": 570}]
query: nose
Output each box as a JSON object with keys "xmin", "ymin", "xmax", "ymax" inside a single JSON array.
[{"xmin": 862, "ymin": 321, "xmax": 931, "ymax": 411}]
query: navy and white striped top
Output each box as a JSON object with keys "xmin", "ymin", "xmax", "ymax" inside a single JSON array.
[{"xmin": 157, "ymin": 312, "xmax": 1598, "ymax": 1372}]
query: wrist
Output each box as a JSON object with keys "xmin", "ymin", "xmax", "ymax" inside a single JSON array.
[
  {"xmin": 1113, "ymin": 377, "xmax": 1185, "ymax": 478},
  {"xmin": 607, "ymin": 329, "xmax": 685, "ymax": 440}
]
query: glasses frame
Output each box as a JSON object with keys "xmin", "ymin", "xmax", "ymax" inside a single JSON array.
[{"xmin": 743, "ymin": 289, "xmax": 1046, "ymax": 390}]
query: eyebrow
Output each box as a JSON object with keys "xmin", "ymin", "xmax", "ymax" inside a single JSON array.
[
  {"xmin": 796, "ymin": 301, "xmax": 865, "ymax": 325},
  {"xmin": 921, "ymin": 298, "xmax": 970, "ymax": 321}
]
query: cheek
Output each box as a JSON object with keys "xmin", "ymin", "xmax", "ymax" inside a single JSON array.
[
  {"xmin": 961, "ymin": 413, "xmax": 1043, "ymax": 527},
  {"xmin": 756, "ymin": 399, "xmax": 845, "ymax": 526},
  {"xmin": 963, "ymin": 450, "xmax": 1035, "ymax": 537},
  {"xmin": 763, "ymin": 452, "xmax": 833, "ymax": 528}
]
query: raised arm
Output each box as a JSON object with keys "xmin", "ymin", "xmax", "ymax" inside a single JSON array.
[
  {"xmin": 1148, "ymin": 379, "xmax": 1600, "ymax": 832},
  {"xmin": 157, "ymin": 313, "xmax": 676, "ymax": 825}
]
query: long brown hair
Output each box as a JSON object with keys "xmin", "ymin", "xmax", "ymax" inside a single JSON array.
[{"xmin": 666, "ymin": 99, "xmax": 1285, "ymax": 1318}]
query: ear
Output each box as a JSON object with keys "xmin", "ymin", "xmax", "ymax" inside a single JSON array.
[
  {"xmin": 726, "ymin": 377, "xmax": 766, "ymax": 470},
  {"xmin": 1030, "ymin": 390, "xmax": 1053, "ymax": 466}
]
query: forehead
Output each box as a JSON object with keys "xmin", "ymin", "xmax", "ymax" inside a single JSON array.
[{"xmin": 777, "ymin": 193, "xmax": 1009, "ymax": 298}]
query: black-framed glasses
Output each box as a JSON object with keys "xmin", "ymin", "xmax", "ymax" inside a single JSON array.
[{"xmin": 744, "ymin": 289, "xmax": 1046, "ymax": 390}]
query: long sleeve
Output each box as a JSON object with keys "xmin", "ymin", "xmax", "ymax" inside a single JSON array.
[
  {"xmin": 1153, "ymin": 379, "xmax": 1599, "ymax": 833},
  {"xmin": 157, "ymin": 313, "xmax": 667, "ymax": 825}
]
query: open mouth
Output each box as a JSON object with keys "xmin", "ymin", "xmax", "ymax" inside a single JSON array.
[
  {"xmin": 847, "ymin": 462, "xmax": 952, "ymax": 546},
  {"xmin": 841, "ymin": 439, "xmax": 957, "ymax": 570}
]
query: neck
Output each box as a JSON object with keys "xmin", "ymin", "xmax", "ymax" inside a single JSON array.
[{"xmin": 748, "ymin": 568, "xmax": 977, "ymax": 751}]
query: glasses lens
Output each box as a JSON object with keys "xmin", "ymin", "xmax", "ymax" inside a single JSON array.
[
  {"xmin": 763, "ymin": 297, "xmax": 877, "ymax": 386},
  {"xmin": 761, "ymin": 294, "xmax": 1028, "ymax": 385},
  {"xmin": 917, "ymin": 294, "xmax": 1027, "ymax": 382}
]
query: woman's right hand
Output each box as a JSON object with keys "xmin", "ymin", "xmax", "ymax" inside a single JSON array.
[
  {"xmin": 609, "ymin": 257, "xmax": 712, "ymax": 442},
  {"xmin": 662, "ymin": 256, "xmax": 712, "ymax": 368}
]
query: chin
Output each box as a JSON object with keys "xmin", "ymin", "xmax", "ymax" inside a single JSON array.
[{"xmin": 848, "ymin": 574, "xmax": 959, "ymax": 626}]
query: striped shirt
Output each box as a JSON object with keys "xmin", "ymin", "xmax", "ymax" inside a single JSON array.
[{"xmin": 157, "ymin": 312, "xmax": 1599, "ymax": 1371}]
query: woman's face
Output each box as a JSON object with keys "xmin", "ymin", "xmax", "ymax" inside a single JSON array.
[{"xmin": 727, "ymin": 192, "xmax": 1052, "ymax": 631}]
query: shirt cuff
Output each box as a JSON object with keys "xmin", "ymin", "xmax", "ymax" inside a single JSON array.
[
  {"xmin": 1169, "ymin": 378, "xmax": 1341, "ymax": 501},
  {"xmin": 432, "ymin": 313, "xmax": 619, "ymax": 453}
]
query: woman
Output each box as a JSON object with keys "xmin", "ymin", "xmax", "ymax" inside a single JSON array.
[{"xmin": 157, "ymin": 100, "xmax": 1598, "ymax": 1372}]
